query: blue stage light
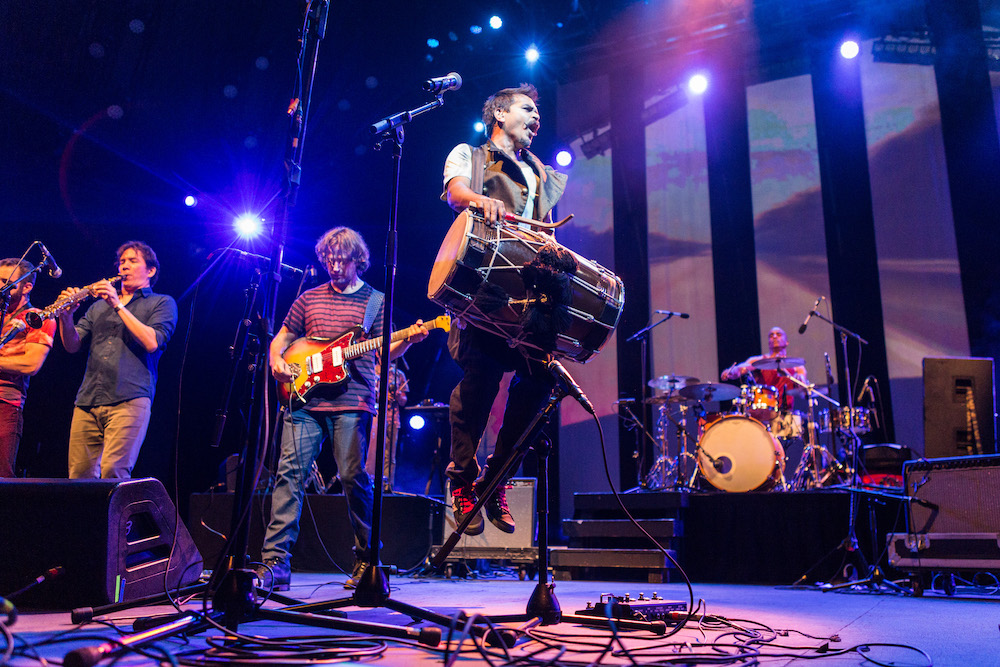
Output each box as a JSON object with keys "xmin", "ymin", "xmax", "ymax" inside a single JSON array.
[
  {"xmin": 489, "ymin": 15, "xmax": 503, "ymax": 30},
  {"xmin": 555, "ymin": 149, "xmax": 573, "ymax": 167},
  {"xmin": 408, "ymin": 414, "xmax": 426, "ymax": 431}
]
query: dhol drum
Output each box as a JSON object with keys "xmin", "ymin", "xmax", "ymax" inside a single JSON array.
[
  {"xmin": 739, "ymin": 384, "xmax": 780, "ymax": 421},
  {"xmin": 697, "ymin": 415, "xmax": 785, "ymax": 492},
  {"xmin": 817, "ymin": 407, "xmax": 872, "ymax": 435},
  {"xmin": 427, "ymin": 210, "xmax": 624, "ymax": 362}
]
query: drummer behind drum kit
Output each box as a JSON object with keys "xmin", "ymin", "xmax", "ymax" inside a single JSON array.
[{"xmin": 644, "ymin": 357, "xmax": 873, "ymax": 493}]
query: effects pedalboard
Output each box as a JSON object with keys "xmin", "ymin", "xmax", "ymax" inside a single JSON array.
[{"xmin": 576, "ymin": 593, "xmax": 687, "ymax": 622}]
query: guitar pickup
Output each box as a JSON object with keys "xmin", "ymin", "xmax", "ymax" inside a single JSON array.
[{"xmin": 307, "ymin": 352, "xmax": 323, "ymax": 375}]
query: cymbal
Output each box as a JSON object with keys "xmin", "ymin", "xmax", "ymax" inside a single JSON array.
[
  {"xmin": 752, "ymin": 357, "xmax": 806, "ymax": 370},
  {"xmin": 647, "ymin": 374, "xmax": 699, "ymax": 391},
  {"xmin": 679, "ymin": 382, "xmax": 741, "ymax": 402},
  {"xmin": 644, "ymin": 394, "xmax": 693, "ymax": 405}
]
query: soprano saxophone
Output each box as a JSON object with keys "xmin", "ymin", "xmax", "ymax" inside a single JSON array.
[{"xmin": 26, "ymin": 276, "xmax": 122, "ymax": 329}]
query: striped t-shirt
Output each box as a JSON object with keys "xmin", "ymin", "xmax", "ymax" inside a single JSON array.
[{"xmin": 282, "ymin": 282, "xmax": 385, "ymax": 413}]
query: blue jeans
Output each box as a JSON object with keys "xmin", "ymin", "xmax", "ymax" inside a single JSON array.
[
  {"xmin": 68, "ymin": 398, "xmax": 153, "ymax": 479},
  {"xmin": 262, "ymin": 409, "xmax": 373, "ymax": 564}
]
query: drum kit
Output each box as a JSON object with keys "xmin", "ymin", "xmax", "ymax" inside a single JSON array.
[{"xmin": 645, "ymin": 357, "xmax": 868, "ymax": 493}]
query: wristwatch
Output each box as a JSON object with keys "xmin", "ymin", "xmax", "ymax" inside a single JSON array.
[{"xmin": 114, "ymin": 304, "xmax": 124, "ymax": 314}]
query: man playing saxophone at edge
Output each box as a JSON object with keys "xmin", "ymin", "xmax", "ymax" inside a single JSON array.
[{"xmin": 0, "ymin": 258, "xmax": 57, "ymax": 477}]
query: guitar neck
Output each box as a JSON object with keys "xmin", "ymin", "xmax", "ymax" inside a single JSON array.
[{"xmin": 344, "ymin": 326, "xmax": 418, "ymax": 360}]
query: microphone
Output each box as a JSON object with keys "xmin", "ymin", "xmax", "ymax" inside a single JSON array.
[
  {"xmin": 798, "ymin": 296, "xmax": 824, "ymax": 334},
  {"xmin": 654, "ymin": 309, "xmax": 690, "ymax": 319},
  {"xmin": 226, "ymin": 249, "xmax": 306, "ymax": 275},
  {"xmin": 7, "ymin": 566, "xmax": 64, "ymax": 600},
  {"xmin": 0, "ymin": 320, "xmax": 26, "ymax": 347},
  {"xmin": 824, "ymin": 352, "xmax": 835, "ymax": 387},
  {"xmin": 38, "ymin": 243, "xmax": 63, "ymax": 279},
  {"xmin": 423, "ymin": 72, "xmax": 462, "ymax": 94},
  {"xmin": 547, "ymin": 359, "xmax": 595, "ymax": 415},
  {"xmin": 856, "ymin": 376, "xmax": 872, "ymax": 404}
]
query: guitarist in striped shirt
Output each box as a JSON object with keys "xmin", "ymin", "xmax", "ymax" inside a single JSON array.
[{"xmin": 258, "ymin": 226, "xmax": 427, "ymax": 591}]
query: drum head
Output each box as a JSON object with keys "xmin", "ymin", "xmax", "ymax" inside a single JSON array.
[
  {"xmin": 698, "ymin": 415, "xmax": 784, "ymax": 492},
  {"xmin": 428, "ymin": 209, "xmax": 473, "ymax": 300}
]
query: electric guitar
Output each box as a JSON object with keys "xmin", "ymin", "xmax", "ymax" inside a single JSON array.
[{"xmin": 277, "ymin": 315, "xmax": 450, "ymax": 408}]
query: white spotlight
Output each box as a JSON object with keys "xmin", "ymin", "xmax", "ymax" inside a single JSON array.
[
  {"xmin": 234, "ymin": 214, "xmax": 263, "ymax": 238},
  {"xmin": 525, "ymin": 46, "xmax": 540, "ymax": 64},
  {"xmin": 687, "ymin": 73, "xmax": 709, "ymax": 95},
  {"xmin": 840, "ymin": 40, "xmax": 860, "ymax": 59}
]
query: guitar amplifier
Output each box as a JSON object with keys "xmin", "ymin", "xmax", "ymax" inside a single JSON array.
[
  {"xmin": 441, "ymin": 478, "xmax": 536, "ymax": 550},
  {"xmin": 890, "ymin": 455, "xmax": 1000, "ymax": 572}
]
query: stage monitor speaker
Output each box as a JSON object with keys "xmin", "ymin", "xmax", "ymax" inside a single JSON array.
[
  {"xmin": 904, "ymin": 454, "xmax": 1000, "ymax": 535},
  {"xmin": 0, "ymin": 477, "xmax": 203, "ymax": 609},
  {"xmin": 923, "ymin": 357, "xmax": 996, "ymax": 459}
]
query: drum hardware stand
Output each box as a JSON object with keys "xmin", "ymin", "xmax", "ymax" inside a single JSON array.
[
  {"xmin": 625, "ymin": 312, "xmax": 684, "ymax": 490},
  {"xmin": 671, "ymin": 403, "xmax": 702, "ymax": 490},
  {"xmin": 429, "ymin": 360, "xmax": 664, "ymax": 636},
  {"xmin": 647, "ymin": 402, "xmax": 699, "ymax": 490},
  {"xmin": 780, "ymin": 373, "xmax": 841, "ymax": 491}
]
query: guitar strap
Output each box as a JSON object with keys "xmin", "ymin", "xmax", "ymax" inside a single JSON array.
[{"xmin": 362, "ymin": 287, "xmax": 384, "ymax": 336}]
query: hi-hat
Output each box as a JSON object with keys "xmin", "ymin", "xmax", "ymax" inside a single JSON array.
[
  {"xmin": 647, "ymin": 374, "xmax": 699, "ymax": 391},
  {"xmin": 752, "ymin": 357, "xmax": 806, "ymax": 370},
  {"xmin": 679, "ymin": 382, "xmax": 741, "ymax": 402}
]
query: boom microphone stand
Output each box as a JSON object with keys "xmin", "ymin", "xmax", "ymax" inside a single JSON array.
[
  {"xmin": 429, "ymin": 359, "xmax": 664, "ymax": 634},
  {"xmin": 802, "ymin": 311, "xmax": 907, "ymax": 593},
  {"xmin": 625, "ymin": 312, "xmax": 684, "ymax": 489}
]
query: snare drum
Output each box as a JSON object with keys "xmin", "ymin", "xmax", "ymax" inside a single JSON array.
[
  {"xmin": 739, "ymin": 385, "xmax": 780, "ymax": 421},
  {"xmin": 817, "ymin": 407, "xmax": 872, "ymax": 435},
  {"xmin": 697, "ymin": 415, "xmax": 785, "ymax": 492},
  {"xmin": 427, "ymin": 210, "xmax": 624, "ymax": 362}
]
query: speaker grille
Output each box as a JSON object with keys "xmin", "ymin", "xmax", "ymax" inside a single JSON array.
[{"xmin": 905, "ymin": 454, "xmax": 1000, "ymax": 534}]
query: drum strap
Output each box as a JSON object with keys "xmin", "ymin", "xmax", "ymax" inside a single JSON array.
[{"xmin": 470, "ymin": 145, "xmax": 486, "ymax": 195}]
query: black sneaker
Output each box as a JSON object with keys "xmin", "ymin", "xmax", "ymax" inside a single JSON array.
[
  {"xmin": 344, "ymin": 560, "xmax": 368, "ymax": 589},
  {"xmin": 256, "ymin": 558, "xmax": 290, "ymax": 591},
  {"xmin": 482, "ymin": 483, "xmax": 515, "ymax": 533},
  {"xmin": 451, "ymin": 484, "xmax": 485, "ymax": 536}
]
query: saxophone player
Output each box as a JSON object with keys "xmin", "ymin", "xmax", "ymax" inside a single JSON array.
[
  {"xmin": 57, "ymin": 241, "xmax": 177, "ymax": 479},
  {"xmin": 0, "ymin": 259, "xmax": 56, "ymax": 477}
]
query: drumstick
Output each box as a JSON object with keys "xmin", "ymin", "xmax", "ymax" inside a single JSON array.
[{"xmin": 503, "ymin": 211, "xmax": 574, "ymax": 229}]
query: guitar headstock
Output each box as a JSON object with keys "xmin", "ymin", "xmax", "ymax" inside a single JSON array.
[{"xmin": 433, "ymin": 314, "xmax": 451, "ymax": 333}]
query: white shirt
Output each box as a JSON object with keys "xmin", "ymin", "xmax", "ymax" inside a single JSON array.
[{"xmin": 443, "ymin": 143, "xmax": 537, "ymax": 224}]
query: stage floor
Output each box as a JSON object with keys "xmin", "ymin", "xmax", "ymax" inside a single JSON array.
[{"xmin": 8, "ymin": 569, "xmax": 997, "ymax": 666}]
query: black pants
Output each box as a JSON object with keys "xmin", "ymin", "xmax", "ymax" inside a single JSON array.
[{"xmin": 447, "ymin": 326, "xmax": 555, "ymax": 490}]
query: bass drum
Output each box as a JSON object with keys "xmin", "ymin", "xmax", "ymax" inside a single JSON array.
[
  {"xmin": 427, "ymin": 209, "xmax": 624, "ymax": 362},
  {"xmin": 697, "ymin": 415, "xmax": 785, "ymax": 492}
]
